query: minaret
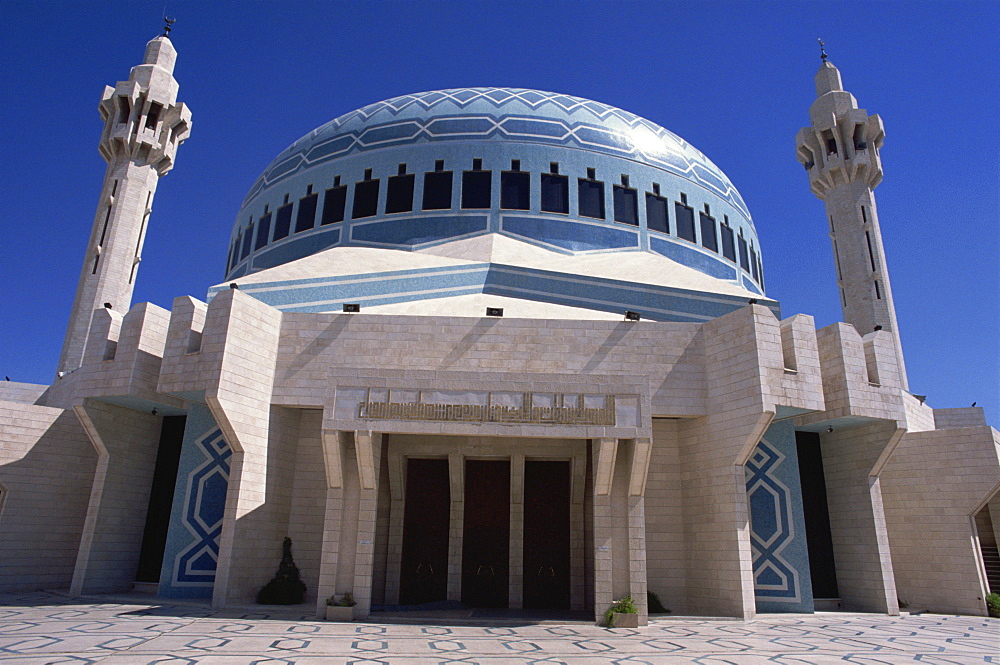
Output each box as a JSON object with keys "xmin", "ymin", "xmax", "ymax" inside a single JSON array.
[
  {"xmin": 57, "ymin": 29, "xmax": 191, "ymax": 374},
  {"xmin": 795, "ymin": 46, "xmax": 907, "ymax": 390}
]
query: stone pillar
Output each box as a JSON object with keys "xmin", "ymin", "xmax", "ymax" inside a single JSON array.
[
  {"xmin": 315, "ymin": 429, "xmax": 346, "ymax": 618},
  {"xmin": 352, "ymin": 431, "xmax": 382, "ymax": 617},
  {"xmin": 591, "ymin": 437, "xmax": 617, "ymax": 622},
  {"xmin": 383, "ymin": 449, "xmax": 405, "ymax": 605},
  {"xmin": 570, "ymin": 448, "xmax": 587, "ymax": 611},
  {"xmin": 509, "ymin": 453, "xmax": 525, "ymax": 609},
  {"xmin": 446, "ymin": 452, "xmax": 464, "ymax": 601}
]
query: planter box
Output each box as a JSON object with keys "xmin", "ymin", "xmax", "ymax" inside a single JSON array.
[
  {"xmin": 325, "ymin": 605, "xmax": 355, "ymax": 621},
  {"xmin": 611, "ymin": 612, "xmax": 639, "ymax": 628}
]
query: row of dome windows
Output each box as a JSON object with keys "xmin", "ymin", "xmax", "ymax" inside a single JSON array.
[{"xmin": 228, "ymin": 159, "xmax": 763, "ymax": 285}]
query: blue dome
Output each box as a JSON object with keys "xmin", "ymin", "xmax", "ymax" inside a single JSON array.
[
  {"xmin": 242, "ymin": 88, "xmax": 750, "ymax": 217},
  {"xmin": 225, "ymin": 88, "xmax": 765, "ymax": 302}
]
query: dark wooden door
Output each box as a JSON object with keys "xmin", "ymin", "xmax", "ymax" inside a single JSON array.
[
  {"xmin": 399, "ymin": 458, "xmax": 451, "ymax": 605},
  {"xmin": 523, "ymin": 460, "xmax": 571, "ymax": 609},
  {"xmin": 461, "ymin": 460, "xmax": 510, "ymax": 608}
]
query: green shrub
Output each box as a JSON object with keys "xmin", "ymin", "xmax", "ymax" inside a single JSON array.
[
  {"xmin": 602, "ymin": 594, "xmax": 638, "ymax": 627},
  {"xmin": 647, "ymin": 590, "xmax": 669, "ymax": 614},
  {"xmin": 325, "ymin": 592, "xmax": 356, "ymax": 607},
  {"xmin": 256, "ymin": 537, "xmax": 306, "ymax": 605},
  {"xmin": 986, "ymin": 592, "xmax": 1000, "ymax": 619}
]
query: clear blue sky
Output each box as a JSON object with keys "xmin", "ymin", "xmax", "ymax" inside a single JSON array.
[{"xmin": 2, "ymin": 1, "xmax": 997, "ymax": 424}]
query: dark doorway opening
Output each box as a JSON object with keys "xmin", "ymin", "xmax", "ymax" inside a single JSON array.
[
  {"xmin": 462, "ymin": 459, "xmax": 510, "ymax": 608},
  {"xmin": 796, "ymin": 431, "xmax": 840, "ymax": 599},
  {"xmin": 135, "ymin": 415, "xmax": 185, "ymax": 583},
  {"xmin": 399, "ymin": 458, "xmax": 451, "ymax": 605},
  {"xmin": 523, "ymin": 460, "xmax": 571, "ymax": 609}
]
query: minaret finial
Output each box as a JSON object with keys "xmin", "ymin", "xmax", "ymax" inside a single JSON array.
[
  {"xmin": 818, "ymin": 38, "xmax": 828, "ymax": 63},
  {"xmin": 162, "ymin": 14, "xmax": 176, "ymax": 38}
]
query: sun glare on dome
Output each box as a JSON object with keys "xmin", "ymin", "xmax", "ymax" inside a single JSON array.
[{"xmin": 629, "ymin": 126, "xmax": 666, "ymax": 155}]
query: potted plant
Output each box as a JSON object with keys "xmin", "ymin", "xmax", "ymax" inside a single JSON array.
[
  {"xmin": 325, "ymin": 592, "xmax": 356, "ymax": 621},
  {"xmin": 602, "ymin": 594, "xmax": 638, "ymax": 628}
]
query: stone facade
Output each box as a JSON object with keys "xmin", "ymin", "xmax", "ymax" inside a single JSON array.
[{"xmin": 1, "ymin": 36, "xmax": 998, "ymax": 625}]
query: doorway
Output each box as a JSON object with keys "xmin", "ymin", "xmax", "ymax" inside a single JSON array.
[
  {"xmin": 461, "ymin": 460, "xmax": 510, "ymax": 608},
  {"xmin": 135, "ymin": 415, "xmax": 185, "ymax": 584},
  {"xmin": 523, "ymin": 460, "xmax": 571, "ymax": 609},
  {"xmin": 399, "ymin": 458, "xmax": 450, "ymax": 605}
]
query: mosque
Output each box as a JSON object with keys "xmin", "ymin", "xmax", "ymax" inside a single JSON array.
[{"xmin": 1, "ymin": 31, "xmax": 997, "ymax": 624}]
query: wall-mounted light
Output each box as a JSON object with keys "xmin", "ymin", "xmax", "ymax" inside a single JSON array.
[
  {"xmin": 343, "ymin": 303, "xmax": 360, "ymax": 313},
  {"xmin": 486, "ymin": 307, "xmax": 503, "ymax": 317}
]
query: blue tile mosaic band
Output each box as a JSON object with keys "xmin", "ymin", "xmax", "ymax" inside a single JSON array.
[
  {"xmin": 745, "ymin": 420, "xmax": 814, "ymax": 612},
  {"xmin": 209, "ymin": 263, "xmax": 779, "ymax": 322},
  {"xmin": 158, "ymin": 405, "xmax": 231, "ymax": 599}
]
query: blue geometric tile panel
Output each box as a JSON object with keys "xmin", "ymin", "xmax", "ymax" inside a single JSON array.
[
  {"xmin": 159, "ymin": 405, "xmax": 231, "ymax": 599},
  {"xmin": 745, "ymin": 420, "xmax": 813, "ymax": 612}
]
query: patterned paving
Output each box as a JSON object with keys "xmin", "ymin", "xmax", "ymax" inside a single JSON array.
[{"xmin": 0, "ymin": 591, "xmax": 996, "ymax": 664}]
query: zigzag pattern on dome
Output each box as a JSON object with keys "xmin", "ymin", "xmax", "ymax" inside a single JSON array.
[{"xmin": 242, "ymin": 88, "xmax": 750, "ymax": 219}]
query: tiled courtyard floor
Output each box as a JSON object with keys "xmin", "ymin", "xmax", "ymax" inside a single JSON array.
[{"xmin": 0, "ymin": 591, "xmax": 997, "ymax": 664}]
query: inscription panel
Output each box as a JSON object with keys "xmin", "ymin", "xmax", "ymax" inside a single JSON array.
[{"xmin": 333, "ymin": 386, "xmax": 639, "ymax": 433}]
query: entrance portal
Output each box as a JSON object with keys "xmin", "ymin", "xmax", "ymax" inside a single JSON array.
[
  {"xmin": 523, "ymin": 460, "xmax": 570, "ymax": 609},
  {"xmin": 461, "ymin": 460, "xmax": 510, "ymax": 608},
  {"xmin": 399, "ymin": 458, "xmax": 450, "ymax": 605}
]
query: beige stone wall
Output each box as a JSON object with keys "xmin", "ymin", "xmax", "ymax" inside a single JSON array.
[
  {"xmin": 217, "ymin": 405, "xmax": 300, "ymax": 605},
  {"xmin": 819, "ymin": 421, "xmax": 898, "ymax": 613},
  {"xmin": 645, "ymin": 418, "xmax": 686, "ymax": 613},
  {"xmin": 0, "ymin": 381, "xmax": 47, "ymax": 404},
  {"xmin": 285, "ymin": 409, "xmax": 327, "ymax": 604},
  {"xmin": 206, "ymin": 290, "xmax": 285, "ymax": 607},
  {"xmin": 71, "ymin": 400, "xmax": 162, "ymax": 594},
  {"xmin": 881, "ymin": 426, "xmax": 1000, "ymax": 615},
  {"xmin": 0, "ymin": 402, "xmax": 96, "ymax": 592},
  {"xmin": 275, "ymin": 313, "xmax": 706, "ymax": 418}
]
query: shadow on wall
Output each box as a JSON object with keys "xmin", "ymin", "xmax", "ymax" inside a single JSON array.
[{"xmin": 0, "ymin": 409, "xmax": 97, "ymax": 593}]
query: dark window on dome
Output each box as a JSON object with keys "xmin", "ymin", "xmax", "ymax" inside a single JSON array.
[
  {"xmin": 352, "ymin": 177, "xmax": 380, "ymax": 219},
  {"xmin": 645, "ymin": 192, "xmax": 668, "ymax": 234},
  {"xmin": 699, "ymin": 212, "xmax": 718, "ymax": 252},
  {"xmin": 501, "ymin": 170, "xmax": 530, "ymax": 210},
  {"xmin": 229, "ymin": 235, "xmax": 240, "ymax": 270},
  {"xmin": 273, "ymin": 202, "xmax": 294, "ymax": 241},
  {"xmin": 295, "ymin": 194, "xmax": 318, "ymax": 233},
  {"xmin": 675, "ymin": 201, "xmax": 695, "ymax": 242},
  {"xmin": 322, "ymin": 184, "xmax": 347, "ymax": 225},
  {"xmin": 241, "ymin": 223, "xmax": 254, "ymax": 259},
  {"xmin": 738, "ymin": 235, "xmax": 750, "ymax": 271},
  {"xmin": 541, "ymin": 171, "xmax": 569, "ymax": 214},
  {"xmin": 462, "ymin": 167, "xmax": 492, "ymax": 209},
  {"xmin": 422, "ymin": 169, "xmax": 453, "ymax": 210},
  {"xmin": 578, "ymin": 172, "xmax": 605, "ymax": 220},
  {"xmin": 255, "ymin": 212, "xmax": 272, "ymax": 249},
  {"xmin": 613, "ymin": 178, "xmax": 638, "ymax": 225},
  {"xmin": 751, "ymin": 245, "xmax": 760, "ymax": 281},
  {"xmin": 386, "ymin": 170, "xmax": 415, "ymax": 214},
  {"xmin": 720, "ymin": 217, "xmax": 736, "ymax": 262}
]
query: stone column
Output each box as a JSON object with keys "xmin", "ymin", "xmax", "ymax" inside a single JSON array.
[
  {"xmin": 509, "ymin": 453, "xmax": 525, "ymax": 609},
  {"xmin": 446, "ymin": 452, "xmax": 465, "ymax": 601},
  {"xmin": 591, "ymin": 437, "xmax": 617, "ymax": 622},
  {"xmin": 352, "ymin": 431, "xmax": 382, "ymax": 617}
]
